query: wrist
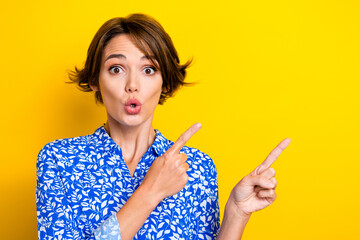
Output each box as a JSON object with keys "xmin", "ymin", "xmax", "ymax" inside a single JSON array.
[
  {"xmin": 225, "ymin": 196, "xmax": 252, "ymax": 221},
  {"xmin": 137, "ymin": 182, "xmax": 163, "ymax": 207},
  {"xmin": 217, "ymin": 197, "xmax": 251, "ymax": 240}
]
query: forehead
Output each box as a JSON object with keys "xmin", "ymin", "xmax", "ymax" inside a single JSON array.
[
  {"xmin": 103, "ymin": 34, "xmax": 142, "ymax": 58},
  {"xmin": 102, "ymin": 33, "xmax": 159, "ymax": 68}
]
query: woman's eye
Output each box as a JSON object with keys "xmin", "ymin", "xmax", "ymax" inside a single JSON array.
[
  {"xmin": 109, "ymin": 66, "xmax": 123, "ymax": 74},
  {"xmin": 143, "ymin": 67, "xmax": 156, "ymax": 75}
]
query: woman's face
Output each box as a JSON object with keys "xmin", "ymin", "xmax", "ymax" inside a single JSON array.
[{"xmin": 91, "ymin": 34, "xmax": 163, "ymax": 128}]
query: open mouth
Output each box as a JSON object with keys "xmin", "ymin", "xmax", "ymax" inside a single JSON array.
[{"xmin": 125, "ymin": 98, "xmax": 142, "ymax": 114}]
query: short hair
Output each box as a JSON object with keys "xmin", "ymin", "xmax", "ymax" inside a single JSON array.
[{"xmin": 67, "ymin": 13, "xmax": 193, "ymax": 105}]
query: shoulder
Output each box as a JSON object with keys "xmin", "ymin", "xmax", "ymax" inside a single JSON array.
[
  {"xmin": 158, "ymin": 130, "xmax": 217, "ymax": 176},
  {"xmin": 37, "ymin": 135, "xmax": 88, "ymax": 157},
  {"xmin": 167, "ymin": 139, "xmax": 218, "ymax": 180},
  {"xmin": 40, "ymin": 134, "xmax": 91, "ymax": 150},
  {"xmin": 36, "ymin": 131, "xmax": 96, "ymax": 170},
  {"xmin": 183, "ymin": 146, "xmax": 216, "ymax": 170}
]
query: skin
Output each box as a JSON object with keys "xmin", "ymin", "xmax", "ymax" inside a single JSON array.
[
  {"xmin": 90, "ymin": 34, "xmax": 291, "ymax": 240},
  {"xmin": 90, "ymin": 34, "xmax": 163, "ymax": 176},
  {"xmin": 217, "ymin": 138, "xmax": 291, "ymax": 240}
]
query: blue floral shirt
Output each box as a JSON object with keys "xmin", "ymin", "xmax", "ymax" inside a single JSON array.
[{"xmin": 36, "ymin": 124, "xmax": 220, "ymax": 239}]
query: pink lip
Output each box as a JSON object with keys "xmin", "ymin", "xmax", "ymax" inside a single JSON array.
[{"xmin": 125, "ymin": 98, "xmax": 142, "ymax": 115}]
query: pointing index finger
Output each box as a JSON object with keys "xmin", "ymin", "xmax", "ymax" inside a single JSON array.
[
  {"xmin": 253, "ymin": 138, "xmax": 291, "ymax": 175},
  {"xmin": 168, "ymin": 123, "xmax": 202, "ymax": 154}
]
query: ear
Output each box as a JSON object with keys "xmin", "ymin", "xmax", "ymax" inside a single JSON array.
[{"xmin": 90, "ymin": 83, "xmax": 99, "ymax": 92}]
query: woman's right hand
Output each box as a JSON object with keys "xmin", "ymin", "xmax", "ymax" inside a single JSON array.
[{"xmin": 141, "ymin": 123, "xmax": 202, "ymax": 202}]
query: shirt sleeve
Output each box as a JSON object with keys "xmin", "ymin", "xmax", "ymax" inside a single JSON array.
[
  {"xmin": 36, "ymin": 143, "xmax": 85, "ymax": 239},
  {"xmin": 93, "ymin": 213, "xmax": 121, "ymax": 240},
  {"xmin": 36, "ymin": 143, "xmax": 122, "ymax": 240},
  {"xmin": 193, "ymin": 151, "xmax": 221, "ymax": 239}
]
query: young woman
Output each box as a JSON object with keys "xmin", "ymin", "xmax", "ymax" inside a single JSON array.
[{"xmin": 36, "ymin": 13, "xmax": 290, "ymax": 240}]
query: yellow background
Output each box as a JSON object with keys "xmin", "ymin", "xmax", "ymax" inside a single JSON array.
[{"xmin": 1, "ymin": 0, "xmax": 359, "ymax": 239}]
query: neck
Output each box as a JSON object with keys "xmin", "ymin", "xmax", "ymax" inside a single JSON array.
[{"xmin": 104, "ymin": 117, "xmax": 156, "ymax": 167}]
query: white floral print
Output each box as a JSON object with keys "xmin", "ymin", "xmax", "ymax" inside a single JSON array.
[{"xmin": 36, "ymin": 124, "xmax": 220, "ymax": 239}]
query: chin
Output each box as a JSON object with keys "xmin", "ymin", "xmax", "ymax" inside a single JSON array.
[{"xmin": 114, "ymin": 113, "xmax": 152, "ymax": 128}]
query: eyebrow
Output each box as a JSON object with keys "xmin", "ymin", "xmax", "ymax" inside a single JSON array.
[{"xmin": 104, "ymin": 54, "xmax": 155, "ymax": 63}]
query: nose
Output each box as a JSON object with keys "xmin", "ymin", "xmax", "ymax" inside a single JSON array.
[{"xmin": 125, "ymin": 71, "xmax": 139, "ymax": 93}]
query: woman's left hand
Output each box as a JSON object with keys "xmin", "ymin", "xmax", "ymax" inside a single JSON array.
[{"xmin": 228, "ymin": 138, "xmax": 291, "ymax": 217}]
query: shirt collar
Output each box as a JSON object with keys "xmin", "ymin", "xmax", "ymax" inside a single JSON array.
[
  {"xmin": 92, "ymin": 124, "xmax": 170, "ymax": 157},
  {"xmin": 152, "ymin": 129, "xmax": 171, "ymax": 157}
]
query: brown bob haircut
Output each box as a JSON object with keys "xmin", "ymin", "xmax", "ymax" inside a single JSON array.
[{"xmin": 67, "ymin": 13, "xmax": 192, "ymax": 105}]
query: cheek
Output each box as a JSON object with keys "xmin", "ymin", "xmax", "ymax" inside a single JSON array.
[
  {"xmin": 150, "ymin": 79, "xmax": 163, "ymax": 100},
  {"xmin": 99, "ymin": 75, "xmax": 123, "ymax": 99}
]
